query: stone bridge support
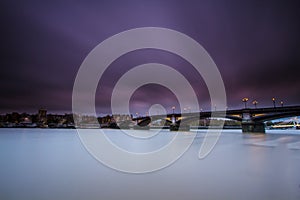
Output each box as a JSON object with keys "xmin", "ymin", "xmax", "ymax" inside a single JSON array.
[
  {"xmin": 241, "ymin": 110, "xmax": 265, "ymax": 133},
  {"xmin": 241, "ymin": 121, "xmax": 265, "ymax": 133}
]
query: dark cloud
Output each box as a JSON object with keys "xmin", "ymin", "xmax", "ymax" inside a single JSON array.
[{"xmin": 0, "ymin": 0, "xmax": 299, "ymax": 114}]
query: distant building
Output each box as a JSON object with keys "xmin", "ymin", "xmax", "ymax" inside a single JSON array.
[
  {"xmin": 38, "ymin": 108, "xmax": 47, "ymax": 124},
  {"xmin": 11, "ymin": 112, "xmax": 20, "ymax": 123}
]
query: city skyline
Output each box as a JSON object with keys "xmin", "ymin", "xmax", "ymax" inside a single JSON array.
[{"xmin": 1, "ymin": 0, "xmax": 300, "ymax": 114}]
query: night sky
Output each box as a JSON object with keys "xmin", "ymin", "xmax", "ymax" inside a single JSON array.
[{"xmin": 1, "ymin": 0, "xmax": 300, "ymax": 115}]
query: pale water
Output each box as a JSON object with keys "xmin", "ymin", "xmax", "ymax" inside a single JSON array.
[{"xmin": 0, "ymin": 128, "xmax": 300, "ymax": 200}]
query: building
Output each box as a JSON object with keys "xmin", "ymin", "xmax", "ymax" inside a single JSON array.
[{"xmin": 38, "ymin": 108, "xmax": 47, "ymax": 125}]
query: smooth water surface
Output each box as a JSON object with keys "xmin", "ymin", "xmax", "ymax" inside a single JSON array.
[{"xmin": 0, "ymin": 128, "xmax": 300, "ymax": 200}]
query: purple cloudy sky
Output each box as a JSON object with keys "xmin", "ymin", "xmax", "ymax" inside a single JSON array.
[{"xmin": 1, "ymin": 0, "xmax": 300, "ymax": 115}]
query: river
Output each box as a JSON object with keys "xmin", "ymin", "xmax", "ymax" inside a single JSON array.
[{"xmin": 0, "ymin": 128, "xmax": 299, "ymax": 200}]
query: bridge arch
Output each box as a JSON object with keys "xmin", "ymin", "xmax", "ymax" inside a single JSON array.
[
  {"xmin": 253, "ymin": 111, "xmax": 300, "ymax": 122},
  {"xmin": 136, "ymin": 117, "xmax": 172, "ymax": 127},
  {"xmin": 178, "ymin": 115, "xmax": 242, "ymax": 125}
]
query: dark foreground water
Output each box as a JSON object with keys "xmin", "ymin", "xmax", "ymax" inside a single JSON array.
[{"xmin": 0, "ymin": 128, "xmax": 300, "ymax": 200}]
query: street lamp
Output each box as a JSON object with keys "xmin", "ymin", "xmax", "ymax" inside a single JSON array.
[
  {"xmin": 272, "ymin": 97, "xmax": 276, "ymax": 108},
  {"xmin": 172, "ymin": 106, "xmax": 175, "ymax": 114},
  {"xmin": 280, "ymin": 101, "xmax": 284, "ymax": 107},
  {"xmin": 252, "ymin": 100, "xmax": 258, "ymax": 108},
  {"xmin": 242, "ymin": 98, "xmax": 249, "ymax": 108}
]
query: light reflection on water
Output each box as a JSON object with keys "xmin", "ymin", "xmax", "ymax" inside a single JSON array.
[{"xmin": 0, "ymin": 128, "xmax": 299, "ymax": 200}]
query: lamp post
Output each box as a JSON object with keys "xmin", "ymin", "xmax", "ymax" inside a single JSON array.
[
  {"xmin": 242, "ymin": 98, "xmax": 249, "ymax": 108},
  {"xmin": 272, "ymin": 97, "xmax": 276, "ymax": 108},
  {"xmin": 135, "ymin": 113, "xmax": 139, "ymax": 125},
  {"xmin": 252, "ymin": 100, "xmax": 258, "ymax": 108},
  {"xmin": 280, "ymin": 101, "xmax": 284, "ymax": 107},
  {"xmin": 172, "ymin": 106, "xmax": 175, "ymax": 114}
]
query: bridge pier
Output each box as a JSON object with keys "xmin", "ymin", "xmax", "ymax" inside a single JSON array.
[
  {"xmin": 170, "ymin": 124, "xmax": 190, "ymax": 131},
  {"xmin": 133, "ymin": 125, "xmax": 150, "ymax": 130},
  {"xmin": 241, "ymin": 121, "xmax": 265, "ymax": 133}
]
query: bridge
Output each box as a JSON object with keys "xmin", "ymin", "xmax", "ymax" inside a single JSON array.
[{"xmin": 131, "ymin": 105, "xmax": 300, "ymax": 133}]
